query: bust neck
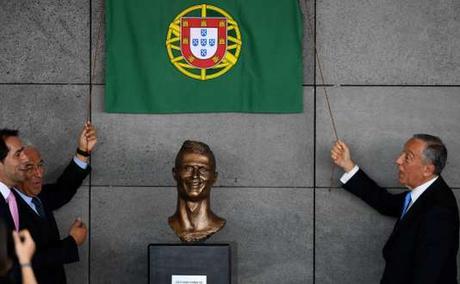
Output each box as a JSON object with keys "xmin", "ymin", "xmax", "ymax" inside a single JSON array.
[{"xmin": 168, "ymin": 197, "xmax": 226, "ymax": 242}]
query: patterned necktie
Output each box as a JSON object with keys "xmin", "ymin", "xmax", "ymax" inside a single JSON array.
[
  {"xmin": 32, "ymin": 197, "xmax": 46, "ymax": 219},
  {"xmin": 400, "ymin": 192, "xmax": 412, "ymax": 219},
  {"xmin": 6, "ymin": 191, "xmax": 19, "ymax": 231}
]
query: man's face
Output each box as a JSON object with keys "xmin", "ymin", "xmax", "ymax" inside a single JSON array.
[
  {"xmin": 0, "ymin": 136, "xmax": 28, "ymax": 187},
  {"xmin": 173, "ymin": 152, "xmax": 216, "ymax": 201},
  {"xmin": 395, "ymin": 138, "xmax": 434, "ymax": 189},
  {"xmin": 20, "ymin": 147, "xmax": 45, "ymax": 197}
]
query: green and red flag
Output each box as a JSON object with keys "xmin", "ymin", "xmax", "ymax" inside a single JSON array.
[{"xmin": 105, "ymin": 0, "xmax": 303, "ymax": 113}]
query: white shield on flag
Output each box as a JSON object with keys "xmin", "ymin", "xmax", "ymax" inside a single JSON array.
[
  {"xmin": 180, "ymin": 17, "xmax": 227, "ymax": 69},
  {"xmin": 190, "ymin": 28, "xmax": 218, "ymax": 60}
]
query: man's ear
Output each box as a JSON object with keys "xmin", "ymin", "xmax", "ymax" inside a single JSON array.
[
  {"xmin": 212, "ymin": 171, "xmax": 218, "ymax": 184},
  {"xmin": 172, "ymin": 167, "xmax": 177, "ymax": 181},
  {"xmin": 424, "ymin": 163, "xmax": 436, "ymax": 177}
]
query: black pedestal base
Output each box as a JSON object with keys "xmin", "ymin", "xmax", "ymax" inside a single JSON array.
[{"xmin": 148, "ymin": 244, "xmax": 231, "ymax": 284}]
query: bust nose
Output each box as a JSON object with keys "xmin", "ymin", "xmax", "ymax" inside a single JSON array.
[{"xmin": 191, "ymin": 167, "xmax": 199, "ymax": 178}]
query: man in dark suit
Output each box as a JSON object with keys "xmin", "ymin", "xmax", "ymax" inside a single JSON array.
[
  {"xmin": 331, "ymin": 134, "xmax": 459, "ymax": 284},
  {"xmin": 13, "ymin": 122, "xmax": 97, "ymax": 284},
  {"xmin": 0, "ymin": 129, "xmax": 29, "ymax": 284}
]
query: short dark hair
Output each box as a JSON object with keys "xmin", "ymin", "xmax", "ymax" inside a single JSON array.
[
  {"xmin": 413, "ymin": 134, "xmax": 447, "ymax": 175},
  {"xmin": 175, "ymin": 140, "xmax": 216, "ymax": 170},
  {"xmin": 0, "ymin": 129, "xmax": 19, "ymax": 163}
]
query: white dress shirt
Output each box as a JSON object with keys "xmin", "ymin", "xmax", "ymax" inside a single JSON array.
[
  {"xmin": 406, "ymin": 176, "xmax": 438, "ymax": 210},
  {"xmin": 14, "ymin": 188, "xmax": 39, "ymax": 215},
  {"xmin": 0, "ymin": 181, "xmax": 12, "ymax": 200},
  {"xmin": 73, "ymin": 156, "xmax": 88, "ymax": 169}
]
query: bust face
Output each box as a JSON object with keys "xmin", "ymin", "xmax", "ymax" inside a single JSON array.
[{"xmin": 174, "ymin": 152, "xmax": 216, "ymax": 201}]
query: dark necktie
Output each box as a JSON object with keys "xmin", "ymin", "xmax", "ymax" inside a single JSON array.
[{"xmin": 32, "ymin": 197, "xmax": 46, "ymax": 219}]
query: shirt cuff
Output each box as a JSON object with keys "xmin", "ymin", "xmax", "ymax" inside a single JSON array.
[
  {"xmin": 73, "ymin": 156, "xmax": 88, "ymax": 169},
  {"xmin": 340, "ymin": 165, "xmax": 359, "ymax": 184}
]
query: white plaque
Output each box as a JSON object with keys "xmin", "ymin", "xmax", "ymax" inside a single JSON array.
[{"xmin": 171, "ymin": 275, "xmax": 207, "ymax": 284}]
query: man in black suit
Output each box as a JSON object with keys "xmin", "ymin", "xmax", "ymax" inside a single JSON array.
[
  {"xmin": 0, "ymin": 129, "xmax": 29, "ymax": 284},
  {"xmin": 13, "ymin": 122, "xmax": 97, "ymax": 284},
  {"xmin": 331, "ymin": 134, "xmax": 459, "ymax": 284}
]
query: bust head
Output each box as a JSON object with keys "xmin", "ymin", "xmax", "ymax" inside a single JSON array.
[
  {"xmin": 169, "ymin": 140, "xmax": 225, "ymax": 242},
  {"xmin": 173, "ymin": 140, "xmax": 217, "ymax": 202}
]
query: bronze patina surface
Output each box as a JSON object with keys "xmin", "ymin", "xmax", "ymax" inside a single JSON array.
[{"xmin": 169, "ymin": 140, "xmax": 226, "ymax": 242}]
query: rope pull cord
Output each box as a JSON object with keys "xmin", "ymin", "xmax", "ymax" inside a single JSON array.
[
  {"xmin": 89, "ymin": 1, "xmax": 105, "ymax": 123},
  {"xmin": 303, "ymin": 1, "xmax": 340, "ymax": 189},
  {"xmin": 304, "ymin": 2, "xmax": 339, "ymax": 141}
]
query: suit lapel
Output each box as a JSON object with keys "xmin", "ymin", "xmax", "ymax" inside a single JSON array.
[
  {"xmin": 385, "ymin": 177, "xmax": 443, "ymax": 247},
  {"xmin": 0, "ymin": 196, "xmax": 15, "ymax": 230},
  {"xmin": 12, "ymin": 189, "xmax": 44, "ymax": 228}
]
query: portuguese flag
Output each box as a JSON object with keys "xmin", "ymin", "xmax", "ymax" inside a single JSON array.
[{"xmin": 105, "ymin": 0, "xmax": 303, "ymax": 113}]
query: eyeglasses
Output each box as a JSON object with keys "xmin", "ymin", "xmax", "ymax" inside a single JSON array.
[{"xmin": 23, "ymin": 162, "xmax": 45, "ymax": 173}]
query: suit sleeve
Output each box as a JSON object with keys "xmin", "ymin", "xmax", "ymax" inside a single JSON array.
[
  {"xmin": 31, "ymin": 236, "xmax": 79, "ymax": 268},
  {"xmin": 412, "ymin": 207, "xmax": 458, "ymax": 283},
  {"xmin": 343, "ymin": 169, "xmax": 404, "ymax": 217},
  {"xmin": 39, "ymin": 160, "xmax": 90, "ymax": 211}
]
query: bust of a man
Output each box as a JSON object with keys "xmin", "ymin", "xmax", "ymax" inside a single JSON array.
[{"xmin": 168, "ymin": 140, "xmax": 226, "ymax": 242}]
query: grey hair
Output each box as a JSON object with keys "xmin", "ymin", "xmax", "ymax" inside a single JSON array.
[
  {"xmin": 412, "ymin": 134, "xmax": 447, "ymax": 175},
  {"xmin": 21, "ymin": 138, "xmax": 35, "ymax": 148}
]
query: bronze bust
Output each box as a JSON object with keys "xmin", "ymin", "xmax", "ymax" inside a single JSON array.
[{"xmin": 168, "ymin": 140, "xmax": 226, "ymax": 242}]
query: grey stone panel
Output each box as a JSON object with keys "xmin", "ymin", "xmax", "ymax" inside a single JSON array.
[
  {"xmin": 92, "ymin": 0, "xmax": 313, "ymax": 85},
  {"xmin": 90, "ymin": 186, "xmax": 313, "ymax": 284},
  {"xmin": 53, "ymin": 186, "xmax": 89, "ymax": 284},
  {"xmin": 300, "ymin": 0, "xmax": 315, "ymax": 85},
  {"xmin": 315, "ymin": 188, "xmax": 396, "ymax": 283},
  {"xmin": 316, "ymin": 87, "xmax": 460, "ymax": 188},
  {"xmin": 92, "ymin": 0, "xmax": 105, "ymax": 85},
  {"xmin": 316, "ymin": 0, "xmax": 460, "ymax": 85},
  {"xmin": 91, "ymin": 86, "xmax": 314, "ymax": 187},
  {"xmin": 0, "ymin": 0, "xmax": 89, "ymax": 83},
  {"xmin": 0, "ymin": 85, "xmax": 90, "ymax": 183}
]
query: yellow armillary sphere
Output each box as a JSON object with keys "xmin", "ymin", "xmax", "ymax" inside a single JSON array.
[{"xmin": 166, "ymin": 4, "xmax": 242, "ymax": 80}]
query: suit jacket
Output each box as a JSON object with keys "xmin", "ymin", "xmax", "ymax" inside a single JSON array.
[
  {"xmin": 344, "ymin": 169, "xmax": 459, "ymax": 284},
  {"xmin": 15, "ymin": 160, "xmax": 90, "ymax": 284},
  {"xmin": 0, "ymin": 196, "xmax": 20, "ymax": 284}
]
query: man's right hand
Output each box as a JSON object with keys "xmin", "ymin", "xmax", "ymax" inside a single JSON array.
[
  {"xmin": 69, "ymin": 218, "xmax": 88, "ymax": 246},
  {"xmin": 331, "ymin": 140, "xmax": 356, "ymax": 172},
  {"xmin": 76, "ymin": 121, "xmax": 97, "ymax": 163}
]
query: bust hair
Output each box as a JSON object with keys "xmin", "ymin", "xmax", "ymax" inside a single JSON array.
[{"xmin": 175, "ymin": 140, "xmax": 216, "ymax": 170}]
